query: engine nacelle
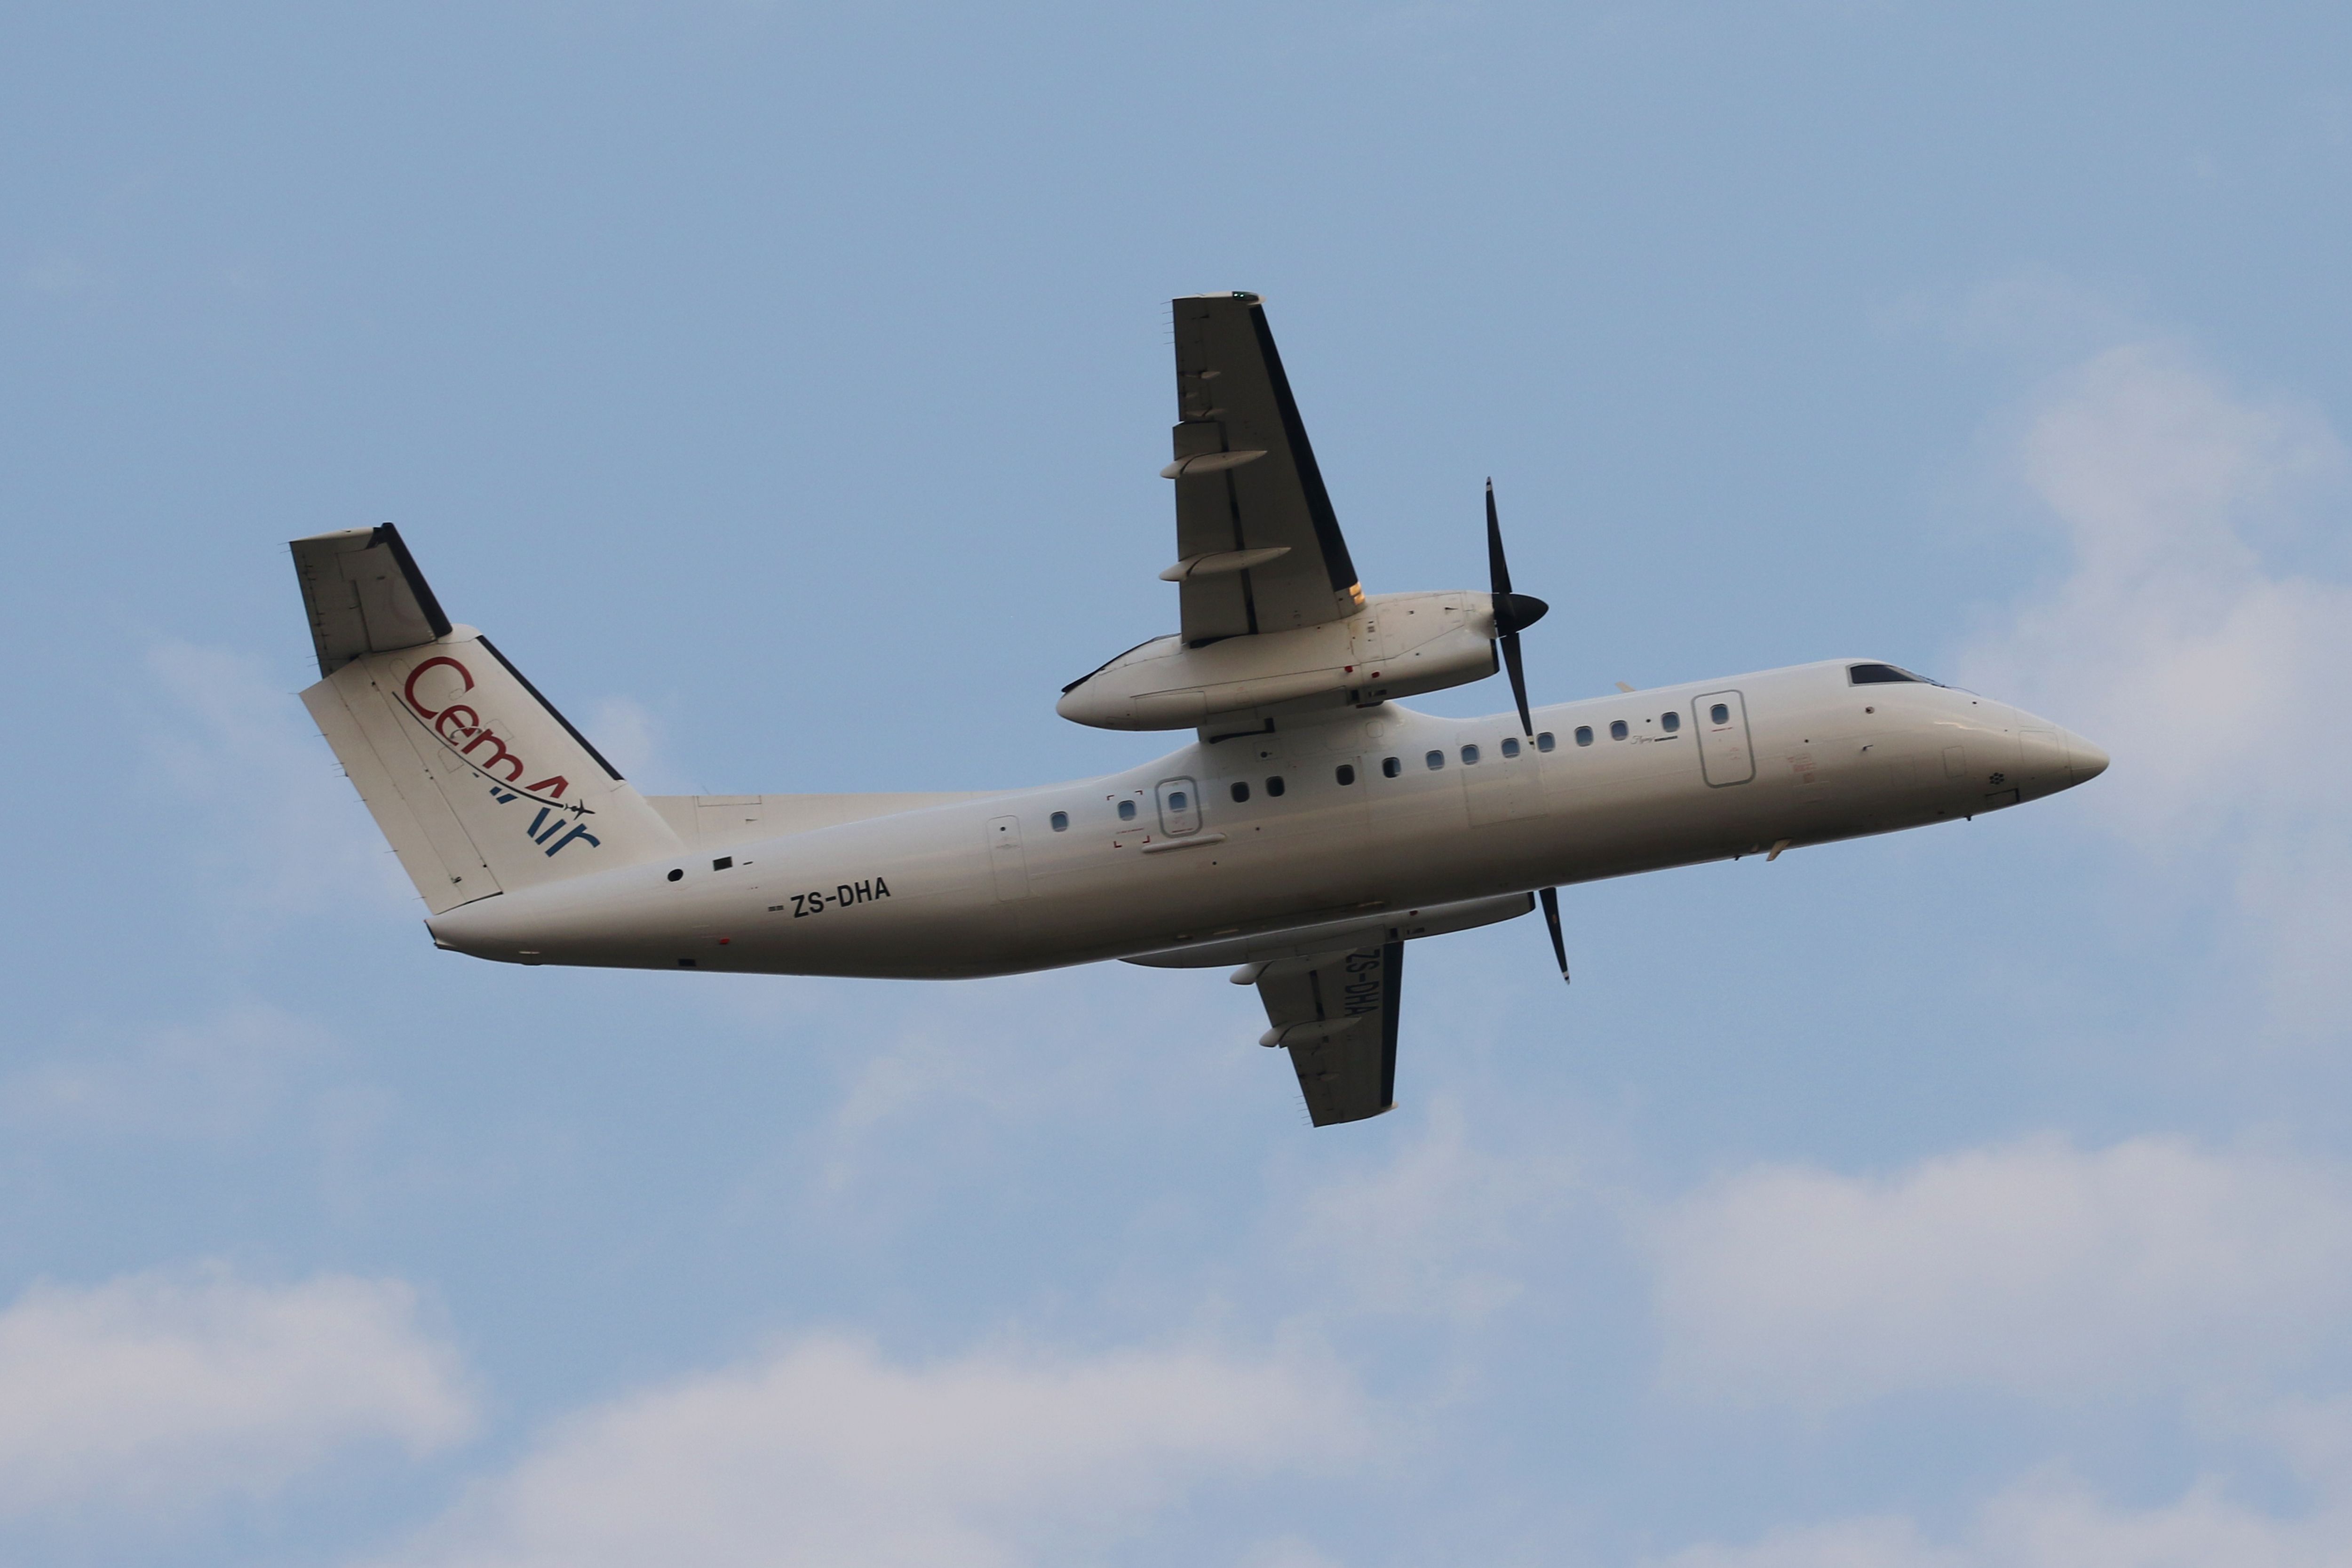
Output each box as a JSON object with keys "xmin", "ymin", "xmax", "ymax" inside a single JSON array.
[{"xmin": 1056, "ymin": 591, "xmax": 1502, "ymax": 731}]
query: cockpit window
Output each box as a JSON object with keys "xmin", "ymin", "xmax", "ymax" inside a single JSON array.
[{"xmin": 1849, "ymin": 662, "xmax": 1939, "ymax": 686}]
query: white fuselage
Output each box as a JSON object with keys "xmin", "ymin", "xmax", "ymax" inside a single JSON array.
[{"xmin": 428, "ymin": 660, "xmax": 2104, "ymax": 979}]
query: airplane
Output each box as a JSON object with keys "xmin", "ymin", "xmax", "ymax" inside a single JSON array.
[{"xmin": 290, "ymin": 291, "xmax": 2108, "ymax": 1127}]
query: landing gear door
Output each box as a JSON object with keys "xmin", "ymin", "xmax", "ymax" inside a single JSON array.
[
  {"xmin": 1695, "ymin": 691, "xmax": 1756, "ymax": 786},
  {"xmin": 1155, "ymin": 777, "xmax": 1202, "ymax": 836}
]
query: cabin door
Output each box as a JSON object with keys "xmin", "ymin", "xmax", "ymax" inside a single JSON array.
[
  {"xmin": 1466, "ymin": 734, "xmax": 1549, "ymax": 825},
  {"xmin": 1695, "ymin": 692, "xmax": 1757, "ymax": 786},
  {"xmin": 1155, "ymin": 777, "xmax": 1202, "ymax": 836},
  {"xmin": 985, "ymin": 814, "xmax": 1029, "ymax": 900}
]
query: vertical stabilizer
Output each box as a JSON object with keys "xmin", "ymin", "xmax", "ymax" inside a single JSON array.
[{"xmin": 291, "ymin": 527, "xmax": 683, "ymax": 914}]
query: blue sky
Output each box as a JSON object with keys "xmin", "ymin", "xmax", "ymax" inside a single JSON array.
[{"xmin": 5, "ymin": 3, "xmax": 2352, "ymax": 1563}]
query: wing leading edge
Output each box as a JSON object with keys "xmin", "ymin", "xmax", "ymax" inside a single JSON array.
[
  {"xmin": 1168, "ymin": 293, "xmax": 1365, "ymax": 645},
  {"xmin": 1253, "ymin": 943, "xmax": 1402, "ymax": 1126}
]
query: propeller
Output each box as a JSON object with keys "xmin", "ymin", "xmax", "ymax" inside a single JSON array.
[
  {"xmin": 1485, "ymin": 479, "xmax": 1549, "ymax": 737},
  {"xmin": 1483, "ymin": 481, "xmax": 1569, "ymax": 986}
]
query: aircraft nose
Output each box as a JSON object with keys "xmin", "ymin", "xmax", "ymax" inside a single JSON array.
[
  {"xmin": 2064, "ymin": 730, "xmax": 2109, "ymax": 783},
  {"xmin": 2005, "ymin": 712, "xmax": 2108, "ymax": 800}
]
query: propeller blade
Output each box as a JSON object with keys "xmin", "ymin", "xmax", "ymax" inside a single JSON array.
[
  {"xmin": 1500, "ymin": 630, "xmax": 1533, "ymax": 737},
  {"xmin": 1539, "ymin": 885, "xmax": 1569, "ymax": 984},
  {"xmin": 1485, "ymin": 479, "xmax": 1544, "ymax": 733},
  {"xmin": 1486, "ymin": 479, "xmax": 1511, "ymax": 597},
  {"xmin": 1484, "ymin": 482, "xmax": 1549, "ymax": 630}
]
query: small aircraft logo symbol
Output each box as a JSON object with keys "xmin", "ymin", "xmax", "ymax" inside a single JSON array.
[{"xmin": 402, "ymin": 655, "xmax": 601, "ymax": 857}]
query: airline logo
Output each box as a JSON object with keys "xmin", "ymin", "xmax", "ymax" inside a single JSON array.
[{"xmin": 400, "ymin": 654, "xmax": 602, "ymax": 859}]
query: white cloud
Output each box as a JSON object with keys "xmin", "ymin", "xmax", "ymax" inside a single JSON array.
[
  {"xmin": 0, "ymin": 1004, "xmax": 330, "ymax": 1141},
  {"xmin": 1660, "ymin": 1512, "xmax": 1958, "ymax": 1568},
  {"xmin": 0, "ymin": 1266, "xmax": 474, "ymax": 1517},
  {"xmin": 1652, "ymin": 1136, "xmax": 2352, "ymax": 1409},
  {"xmin": 773, "ymin": 965, "xmax": 1254, "ymax": 1202},
  {"xmin": 583, "ymin": 695, "xmax": 696, "ymax": 795},
  {"xmin": 1237, "ymin": 1540, "xmax": 1353, "ymax": 1568},
  {"xmin": 1656, "ymin": 1472, "xmax": 2352, "ymax": 1568},
  {"xmin": 143, "ymin": 642, "xmax": 414, "ymax": 919},
  {"xmin": 1957, "ymin": 343, "xmax": 2352, "ymax": 1028},
  {"xmin": 1281, "ymin": 1099, "xmax": 1577, "ymax": 1322},
  {"xmin": 383, "ymin": 1334, "xmax": 1366, "ymax": 1568}
]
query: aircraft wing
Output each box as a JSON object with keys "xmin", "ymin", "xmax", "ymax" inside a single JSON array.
[
  {"xmin": 1166, "ymin": 293, "xmax": 1366, "ymax": 644},
  {"xmin": 1252, "ymin": 943, "xmax": 1402, "ymax": 1126}
]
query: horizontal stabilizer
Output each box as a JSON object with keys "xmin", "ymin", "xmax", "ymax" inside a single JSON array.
[{"xmin": 292, "ymin": 525, "xmax": 453, "ymax": 677}]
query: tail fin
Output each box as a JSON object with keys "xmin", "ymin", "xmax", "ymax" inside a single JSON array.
[{"xmin": 292, "ymin": 526, "xmax": 683, "ymax": 913}]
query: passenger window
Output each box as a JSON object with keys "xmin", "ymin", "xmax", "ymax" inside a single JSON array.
[
  {"xmin": 1266, "ymin": 776, "xmax": 1285, "ymax": 797},
  {"xmin": 1610, "ymin": 719, "xmax": 1629, "ymax": 740},
  {"xmin": 1050, "ymin": 811, "xmax": 1069, "ymax": 832},
  {"xmin": 1537, "ymin": 732, "xmax": 1555, "ymax": 752},
  {"xmin": 1382, "ymin": 756, "xmax": 1401, "ymax": 778},
  {"xmin": 1425, "ymin": 750, "xmax": 1445, "ymax": 770},
  {"xmin": 1501, "ymin": 736, "xmax": 1521, "ymax": 758},
  {"xmin": 1168, "ymin": 790, "xmax": 1188, "ymax": 812},
  {"xmin": 1335, "ymin": 764, "xmax": 1356, "ymax": 786},
  {"xmin": 1574, "ymin": 726, "xmax": 1593, "ymax": 747},
  {"xmin": 1118, "ymin": 800, "xmax": 1137, "ymax": 821},
  {"xmin": 1230, "ymin": 781, "xmax": 1249, "ymax": 803},
  {"xmin": 1661, "ymin": 711, "xmax": 1680, "ymax": 733},
  {"xmin": 1461, "ymin": 744, "xmax": 1480, "ymax": 765},
  {"xmin": 1710, "ymin": 702, "xmax": 1729, "ymax": 725}
]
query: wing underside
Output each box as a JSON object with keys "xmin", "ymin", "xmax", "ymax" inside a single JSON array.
[
  {"xmin": 1168, "ymin": 294, "xmax": 1364, "ymax": 645},
  {"xmin": 1254, "ymin": 943, "xmax": 1403, "ymax": 1126}
]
